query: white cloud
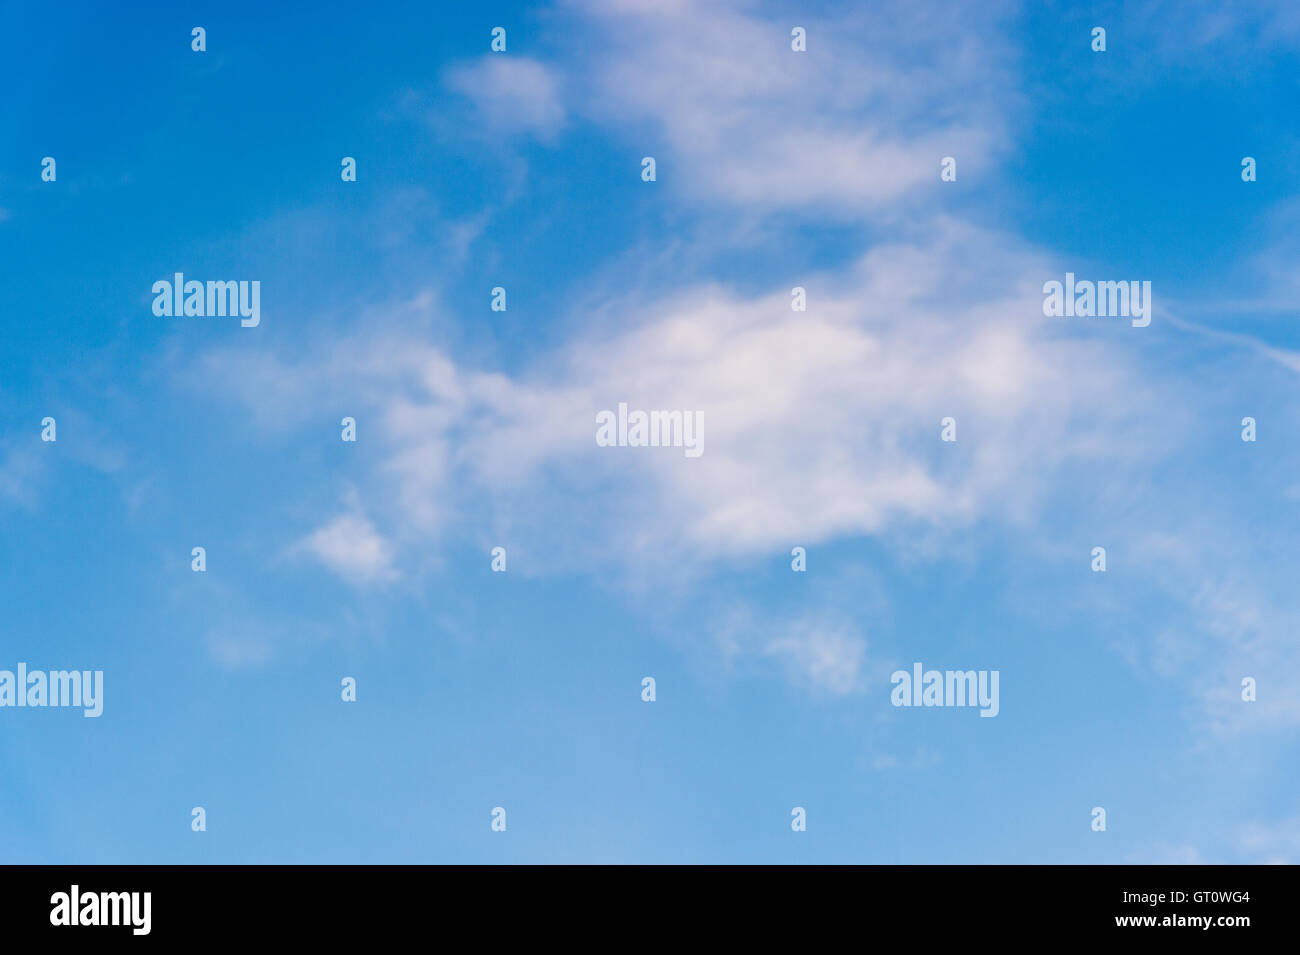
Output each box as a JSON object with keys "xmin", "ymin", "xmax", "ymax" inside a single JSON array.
[
  {"xmin": 445, "ymin": 56, "xmax": 566, "ymax": 139},
  {"xmin": 0, "ymin": 444, "xmax": 44, "ymax": 508},
  {"xmin": 565, "ymin": 0, "xmax": 1016, "ymax": 214},
  {"xmin": 762, "ymin": 619, "xmax": 867, "ymax": 695},
  {"xmin": 293, "ymin": 511, "xmax": 397, "ymax": 586},
  {"xmin": 1135, "ymin": 0, "xmax": 1300, "ymax": 56},
  {"xmin": 206, "ymin": 630, "xmax": 273, "ymax": 669},
  {"xmin": 1239, "ymin": 816, "xmax": 1300, "ymax": 864},
  {"xmin": 178, "ymin": 0, "xmax": 1300, "ymax": 733},
  {"xmin": 198, "ymin": 219, "xmax": 1163, "ymax": 578}
]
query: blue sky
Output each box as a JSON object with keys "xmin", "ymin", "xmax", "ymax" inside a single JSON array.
[{"xmin": 2, "ymin": 0, "xmax": 1299, "ymax": 863}]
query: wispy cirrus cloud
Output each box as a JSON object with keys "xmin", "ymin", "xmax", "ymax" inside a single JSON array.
[
  {"xmin": 444, "ymin": 56, "xmax": 567, "ymax": 140},
  {"xmin": 174, "ymin": 0, "xmax": 1300, "ymax": 758},
  {"xmin": 559, "ymin": 0, "xmax": 1018, "ymax": 215},
  {"xmin": 192, "ymin": 218, "xmax": 1164, "ymax": 575}
]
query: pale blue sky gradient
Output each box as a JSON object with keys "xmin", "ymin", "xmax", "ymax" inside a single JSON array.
[{"xmin": 1, "ymin": 0, "xmax": 1299, "ymax": 863}]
